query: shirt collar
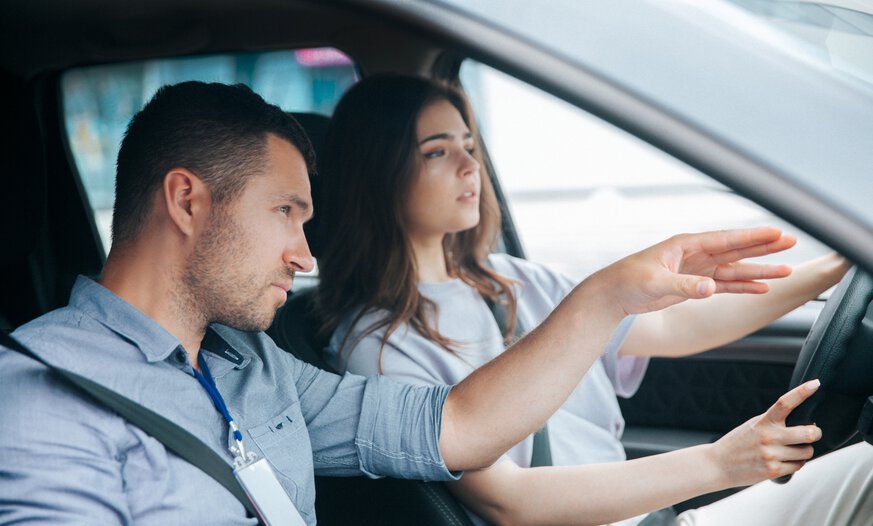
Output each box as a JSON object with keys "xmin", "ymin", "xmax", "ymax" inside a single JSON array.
[
  {"xmin": 201, "ymin": 327, "xmax": 252, "ymax": 377},
  {"xmin": 69, "ymin": 275, "xmax": 186, "ymax": 363},
  {"xmin": 70, "ymin": 276, "xmax": 256, "ymax": 373}
]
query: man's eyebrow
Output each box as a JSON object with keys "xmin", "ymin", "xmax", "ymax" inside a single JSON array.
[
  {"xmin": 276, "ymin": 193, "xmax": 313, "ymax": 218},
  {"xmin": 418, "ymin": 131, "xmax": 473, "ymax": 146}
]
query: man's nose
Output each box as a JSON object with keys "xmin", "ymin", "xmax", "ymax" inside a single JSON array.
[{"xmin": 284, "ymin": 230, "xmax": 315, "ymax": 273}]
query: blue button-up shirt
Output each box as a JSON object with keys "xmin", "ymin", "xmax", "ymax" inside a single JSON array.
[{"xmin": 0, "ymin": 277, "xmax": 457, "ymax": 525}]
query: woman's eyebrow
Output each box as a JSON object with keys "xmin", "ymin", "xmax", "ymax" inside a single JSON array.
[
  {"xmin": 418, "ymin": 132, "xmax": 451, "ymax": 145},
  {"xmin": 418, "ymin": 131, "xmax": 473, "ymax": 146}
]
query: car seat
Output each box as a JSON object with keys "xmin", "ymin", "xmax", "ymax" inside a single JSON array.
[{"xmin": 267, "ymin": 112, "xmax": 476, "ymax": 526}]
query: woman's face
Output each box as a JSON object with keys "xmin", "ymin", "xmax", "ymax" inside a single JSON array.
[{"xmin": 404, "ymin": 98, "xmax": 481, "ymax": 244}]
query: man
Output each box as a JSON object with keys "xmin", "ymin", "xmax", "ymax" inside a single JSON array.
[{"xmin": 0, "ymin": 82, "xmax": 817, "ymax": 525}]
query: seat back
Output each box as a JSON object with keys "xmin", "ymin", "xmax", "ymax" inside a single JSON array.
[
  {"xmin": 268, "ymin": 287, "xmax": 332, "ymax": 371},
  {"xmin": 267, "ymin": 111, "xmax": 475, "ymax": 526},
  {"xmin": 0, "ymin": 73, "xmax": 48, "ymax": 331},
  {"xmin": 1, "ymin": 74, "xmax": 104, "ymax": 331},
  {"xmin": 267, "ymin": 111, "xmax": 333, "ymax": 366}
]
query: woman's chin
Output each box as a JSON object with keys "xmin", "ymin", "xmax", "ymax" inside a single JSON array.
[{"xmin": 453, "ymin": 217, "xmax": 481, "ymax": 234}]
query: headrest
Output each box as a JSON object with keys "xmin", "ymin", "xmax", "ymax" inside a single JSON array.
[
  {"xmin": 290, "ymin": 112, "xmax": 331, "ymax": 158},
  {"xmin": 288, "ymin": 111, "xmax": 330, "ymax": 259}
]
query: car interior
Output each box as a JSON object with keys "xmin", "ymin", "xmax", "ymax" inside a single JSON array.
[{"xmin": 2, "ymin": 1, "xmax": 872, "ymax": 525}]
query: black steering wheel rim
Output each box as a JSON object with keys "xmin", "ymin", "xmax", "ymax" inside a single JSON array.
[{"xmin": 785, "ymin": 266, "xmax": 873, "ymax": 458}]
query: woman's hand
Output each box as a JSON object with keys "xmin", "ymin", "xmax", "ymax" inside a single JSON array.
[
  {"xmin": 444, "ymin": 380, "xmax": 824, "ymax": 526},
  {"xmin": 443, "ymin": 226, "xmax": 799, "ymax": 473},
  {"xmin": 709, "ymin": 379, "xmax": 822, "ymax": 487},
  {"xmin": 620, "ymin": 250, "xmax": 851, "ymax": 359},
  {"xmin": 597, "ymin": 226, "xmax": 796, "ymax": 315}
]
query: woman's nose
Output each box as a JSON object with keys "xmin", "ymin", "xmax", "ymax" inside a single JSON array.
[{"xmin": 459, "ymin": 150, "xmax": 480, "ymax": 177}]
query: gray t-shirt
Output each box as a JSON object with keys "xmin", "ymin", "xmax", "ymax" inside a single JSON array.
[{"xmin": 327, "ymin": 254, "xmax": 648, "ymax": 469}]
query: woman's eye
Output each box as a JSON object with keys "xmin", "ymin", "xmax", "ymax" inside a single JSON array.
[
  {"xmin": 423, "ymin": 149, "xmax": 445, "ymax": 159},
  {"xmin": 465, "ymin": 146, "xmax": 476, "ymax": 155}
]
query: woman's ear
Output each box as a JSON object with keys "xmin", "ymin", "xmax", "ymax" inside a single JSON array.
[{"xmin": 162, "ymin": 168, "xmax": 210, "ymax": 238}]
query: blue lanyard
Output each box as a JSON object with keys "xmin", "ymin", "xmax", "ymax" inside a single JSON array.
[{"xmin": 194, "ymin": 354, "xmax": 247, "ymax": 459}]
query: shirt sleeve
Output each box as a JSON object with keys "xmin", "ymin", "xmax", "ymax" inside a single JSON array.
[
  {"xmin": 290, "ymin": 356, "xmax": 460, "ymax": 481},
  {"xmin": 601, "ymin": 315, "xmax": 649, "ymax": 398},
  {"xmin": 0, "ymin": 349, "xmax": 132, "ymax": 525}
]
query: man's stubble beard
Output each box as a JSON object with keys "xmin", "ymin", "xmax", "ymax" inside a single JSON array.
[{"xmin": 181, "ymin": 206, "xmax": 279, "ymax": 333}]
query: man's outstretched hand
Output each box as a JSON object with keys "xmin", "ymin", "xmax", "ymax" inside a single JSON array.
[{"xmin": 601, "ymin": 227, "xmax": 796, "ymax": 315}]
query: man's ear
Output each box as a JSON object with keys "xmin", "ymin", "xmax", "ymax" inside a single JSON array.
[{"xmin": 162, "ymin": 168, "xmax": 210, "ymax": 237}]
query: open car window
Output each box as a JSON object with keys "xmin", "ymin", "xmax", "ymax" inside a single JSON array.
[
  {"xmin": 61, "ymin": 48, "xmax": 358, "ymax": 253},
  {"xmin": 460, "ymin": 60, "xmax": 831, "ymax": 282}
]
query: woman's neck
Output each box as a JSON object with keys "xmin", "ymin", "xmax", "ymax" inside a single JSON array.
[{"xmin": 410, "ymin": 234, "xmax": 451, "ymax": 283}]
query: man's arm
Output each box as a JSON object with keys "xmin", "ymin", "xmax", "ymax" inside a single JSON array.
[
  {"xmin": 439, "ymin": 227, "xmax": 797, "ymax": 470},
  {"xmin": 620, "ymin": 252, "xmax": 849, "ymax": 358},
  {"xmin": 0, "ymin": 355, "xmax": 131, "ymax": 524},
  {"xmin": 447, "ymin": 381, "xmax": 821, "ymax": 526}
]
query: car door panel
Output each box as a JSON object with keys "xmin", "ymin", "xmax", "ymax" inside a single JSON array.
[{"xmin": 619, "ymin": 302, "xmax": 822, "ymax": 458}]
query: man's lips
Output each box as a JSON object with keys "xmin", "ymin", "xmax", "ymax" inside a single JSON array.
[{"xmin": 271, "ymin": 281, "xmax": 293, "ymax": 300}]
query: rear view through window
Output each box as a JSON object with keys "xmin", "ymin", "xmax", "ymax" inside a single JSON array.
[{"xmin": 62, "ymin": 48, "xmax": 358, "ymax": 252}]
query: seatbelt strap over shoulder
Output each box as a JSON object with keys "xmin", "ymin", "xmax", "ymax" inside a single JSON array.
[
  {"xmin": 860, "ymin": 395, "xmax": 873, "ymax": 447},
  {"xmin": 0, "ymin": 331, "xmax": 263, "ymax": 524}
]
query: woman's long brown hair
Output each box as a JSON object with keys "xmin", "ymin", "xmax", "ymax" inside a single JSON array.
[{"xmin": 315, "ymin": 74, "xmax": 517, "ymax": 369}]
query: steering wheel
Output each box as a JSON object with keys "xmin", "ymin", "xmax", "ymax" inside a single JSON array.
[{"xmin": 783, "ymin": 267, "xmax": 873, "ymax": 465}]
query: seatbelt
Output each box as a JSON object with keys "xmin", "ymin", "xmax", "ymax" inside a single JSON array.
[
  {"xmin": 482, "ymin": 293, "xmax": 553, "ymax": 468},
  {"xmin": 0, "ymin": 331, "xmax": 263, "ymax": 524},
  {"xmin": 860, "ymin": 395, "xmax": 873, "ymax": 447}
]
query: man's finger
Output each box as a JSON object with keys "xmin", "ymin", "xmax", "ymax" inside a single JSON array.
[
  {"xmin": 713, "ymin": 280, "xmax": 770, "ymax": 294},
  {"xmin": 669, "ymin": 274, "xmax": 716, "ymax": 299},
  {"xmin": 713, "ymin": 263, "xmax": 792, "ymax": 282},
  {"xmin": 690, "ymin": 227, "xmax": 786, "ymax": 254},
  {"xmin": 708, "ymin": 234, "xmax": 797, "ymax": 264},
  {"xmin": 765, "ymin": 379, "xmax": 820, "ymax": 423}
]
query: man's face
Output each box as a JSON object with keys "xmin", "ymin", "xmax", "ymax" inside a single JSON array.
[{"xmin": 183, "ymin": 134, "xmax": 314, "ymax": 332}]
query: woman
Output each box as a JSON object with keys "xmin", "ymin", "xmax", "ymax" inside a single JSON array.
[{"xmin": 314, "ymin": 74, "xmax": 869, "ymax": 526}]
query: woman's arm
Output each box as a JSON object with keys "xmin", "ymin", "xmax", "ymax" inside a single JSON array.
[
  {"xmin": 449, "ymin": 381, "xmax": 821, "ymax": 526},
  {"xmin": 620, "ymin": 253, "xmax": 849, "ymax": 358},
  {"xmin": 439, "ymin": 228, "xmax": 797, "ymax": 470}
]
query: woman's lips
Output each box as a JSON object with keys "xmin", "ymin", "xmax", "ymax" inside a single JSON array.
[{"xmin": 458, "ymin": 188, "xmax": 478, "ymax": 201}]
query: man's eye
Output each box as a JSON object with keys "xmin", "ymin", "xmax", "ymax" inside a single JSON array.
[
  {"xmin": 423, "ymin": 149, "xmax": 445, "ymax": 159},
  {"xmin": 278, "ymin": 206, "xmax": 291, "ymax": 215}
]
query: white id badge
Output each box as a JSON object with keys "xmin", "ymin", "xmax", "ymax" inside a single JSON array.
[{"xmin": 234, "ymin": 457, "xmax": 307, "ymax": 526}]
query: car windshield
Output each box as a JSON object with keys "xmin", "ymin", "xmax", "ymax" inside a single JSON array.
[
  {"xmin": 728, "ymin": 0, "xmax": 873, "ymax": 88},
  {"xmin": 431, "ymin": 0, "xmax": 873, "ymax": 231}
]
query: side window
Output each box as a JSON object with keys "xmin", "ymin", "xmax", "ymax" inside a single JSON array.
[
  {"xmin": 62, "ymin": 48, "xmax": 358, "ymax": 253},
  {"xmin": 460, "ymin": 61, "xmax": 829, "ymax": 281}
]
